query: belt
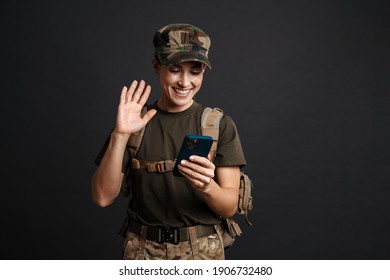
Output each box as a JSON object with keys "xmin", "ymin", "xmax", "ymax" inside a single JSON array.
[{"xmin": 129, "ymin": 221, "xmax": 216, "ymax": 244}]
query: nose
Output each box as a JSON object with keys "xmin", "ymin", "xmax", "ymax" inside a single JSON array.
[{"xmin": 178, "ymin": 73, "xmax": 190, "ymax": 87}]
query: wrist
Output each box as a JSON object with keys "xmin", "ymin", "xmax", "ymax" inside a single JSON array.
[
  {"xmin": 111, "ymin": 130, "xmax": 131, "ymax": 143},
  {"xmin": 201, "ymin": 179, "xmax": 215, "ymax": 195}
]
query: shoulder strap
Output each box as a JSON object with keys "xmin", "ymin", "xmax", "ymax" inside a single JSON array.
[
  {"xmin": 127, "ymin": 106, "xmax": 148, "ymax": 158},
  {"xmin": 202, "ymin": 108, "xmax": 253, "ymax": 227},
  {"xmin": 201, "ymin": 107, "xmax": 224, "ymax": 161},
  {"xmin": 121, "ymin": 106, "xmax": 148, "ymax": 197}
]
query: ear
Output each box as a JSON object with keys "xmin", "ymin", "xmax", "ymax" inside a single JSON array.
[
  {"xmin": 152, "ymin": 57, "xmax": 160, "ymax": 74},
  {"xmin": 201, "ymin": 64, "xmax": 206, "ymax": 74}
]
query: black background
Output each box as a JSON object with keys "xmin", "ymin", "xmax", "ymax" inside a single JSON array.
[{"xmin": 1, "ymin": 0, "xmax": 389, "ymax": 260}]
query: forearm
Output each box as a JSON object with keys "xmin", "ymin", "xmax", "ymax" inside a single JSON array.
[
  {"xmin": 178, "ymin": 157, "xmax": 241, "ymax": 218},
  {"xmin": 91, "ymin": 131, "xmax": 129, "ymax": 207},
  {"xmin": 201, "ymin": 179, "xmax": 239, "ymax": 219}
]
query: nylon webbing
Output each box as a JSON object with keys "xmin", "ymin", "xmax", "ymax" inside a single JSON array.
[
  {"xmin": 201, "ymin": 107, "xmax": 223, "ymax": 161},
  {"xmin": 127, "ymin": 106, "xmax": 148, "ymax": 158},
  {"xmin": 132, "ymin": 158, "xmax": 176, "ymax": 173}
]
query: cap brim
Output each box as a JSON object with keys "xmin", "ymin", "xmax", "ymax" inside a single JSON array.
[{"xmin": 163, "ymin": 51, "xmax": 212, "ymax": 69}]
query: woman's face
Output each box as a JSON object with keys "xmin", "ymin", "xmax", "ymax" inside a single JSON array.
[{"xmin": 155, "ymin": 60, "xmax": 206, "ymax": 112}]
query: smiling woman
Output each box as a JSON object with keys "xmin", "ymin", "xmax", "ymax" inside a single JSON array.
[{"xmin": 91, "ymin": 23, "xmax": 246, "ymax": 260}]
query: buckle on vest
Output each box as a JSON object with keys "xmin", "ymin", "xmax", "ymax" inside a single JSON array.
[
  {"xmin": 157, "ymin": 227, "xmax": 179, "ymax": 244},
  {"xmin": 156, "ymin": 161, "xmax": 168, "ymax": 173}
]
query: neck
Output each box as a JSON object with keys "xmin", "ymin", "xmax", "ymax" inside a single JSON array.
[{"xmin": 157, "ymin": 99, "xmax": 194, "ymax": 113}]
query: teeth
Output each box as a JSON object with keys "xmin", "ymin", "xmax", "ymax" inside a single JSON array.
[{"xmin": 174, "ymin": 88, "xmax": 190, "ymax": 95}]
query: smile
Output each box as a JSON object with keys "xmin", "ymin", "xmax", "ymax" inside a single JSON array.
[{"xmin": 173, "ymin": 88, "xmax": 191, "ymax": 95}]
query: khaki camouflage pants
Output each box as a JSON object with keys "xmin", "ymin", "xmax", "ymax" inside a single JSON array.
[{"xmin": 122, "ymin": 230, "xmax": 225, "ymax": 260}]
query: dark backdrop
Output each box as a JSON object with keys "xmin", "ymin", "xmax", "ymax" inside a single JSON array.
[{"xmin": 1, "ymin": 0, "xmax": 389, "ymax": 260}]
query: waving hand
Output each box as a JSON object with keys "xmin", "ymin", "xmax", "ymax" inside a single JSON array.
[{"xmin": 115, "ymin": 80, "xmax": 157, "ymax": 136}]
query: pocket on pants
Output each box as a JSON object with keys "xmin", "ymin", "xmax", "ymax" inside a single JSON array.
[
  {"xmin": 196, "ymin": 234, "xmax": 225, "ymax": 260},
  {"xmin": 122, "ymin": 232, "xmax": 142, "ymax": 260}
]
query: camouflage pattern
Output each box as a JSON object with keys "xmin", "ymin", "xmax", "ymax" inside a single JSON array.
[
  {"xmin": 153, "ymin": 23, "xmax": 212, "ymax": 69},
  {"xmin": 122, "ymin": 231, "xmax": 225, "ymax": 260}
]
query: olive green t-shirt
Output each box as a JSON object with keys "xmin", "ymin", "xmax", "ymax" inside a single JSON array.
[{"xmin": 95, "ymin": 101, "xmax": 246, "ymax": 227}]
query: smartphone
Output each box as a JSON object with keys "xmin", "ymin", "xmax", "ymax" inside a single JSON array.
[{"xmin": 173, "ymin": 134, "xmax": 213, "ymax": 176}]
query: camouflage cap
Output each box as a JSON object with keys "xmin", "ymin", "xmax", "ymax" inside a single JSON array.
[{"xmin": 153, "ymin": 23, "xmax": 212, "ymax": 69}]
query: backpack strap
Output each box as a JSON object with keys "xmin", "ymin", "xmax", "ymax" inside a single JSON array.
[
  {"xmin": 201, "ymin": 108, "xmax": 248, "ymax": 241},
  {"xmin": 121, "ymin": 106, "xmax": 148, "ymax": 197},
  {"xmin": 127, "ymin": 106, "xmax": 148, "ymax": 159},
  {"xmin": 201, "ymin": 107, "xmax": 224, "ymax": 161}
]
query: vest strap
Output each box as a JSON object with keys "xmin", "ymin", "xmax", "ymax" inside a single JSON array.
[{"xmin": 132, "ymin": 158, "xmax": 176, "ymax": 173}]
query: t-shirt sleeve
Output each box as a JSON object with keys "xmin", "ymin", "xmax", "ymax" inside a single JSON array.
[
  {"xmin": 94, "ymin": 130, "xmax": 130, "ymax": 174},
  {"xmin": 213, "ymin": 115, "xmax": 247, "ymax": 168}
]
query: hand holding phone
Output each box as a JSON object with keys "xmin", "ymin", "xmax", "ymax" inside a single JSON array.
[{"xmin": 173, "ymin": 134, "xmax": 213, "ymax": 176}]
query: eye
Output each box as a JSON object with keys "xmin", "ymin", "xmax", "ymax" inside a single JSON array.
[
  {"xmin": 191, "ymin": 69, "xmax": 202, "ymax": 75},
  {"xmin": 169, "ymin": 66, "xmax": 180, "ymax": 73}
]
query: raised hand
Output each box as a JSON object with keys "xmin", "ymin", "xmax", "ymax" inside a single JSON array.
[{"xmin": 114, "ymin": 80, "xmax": 157, "ymax": 136}]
